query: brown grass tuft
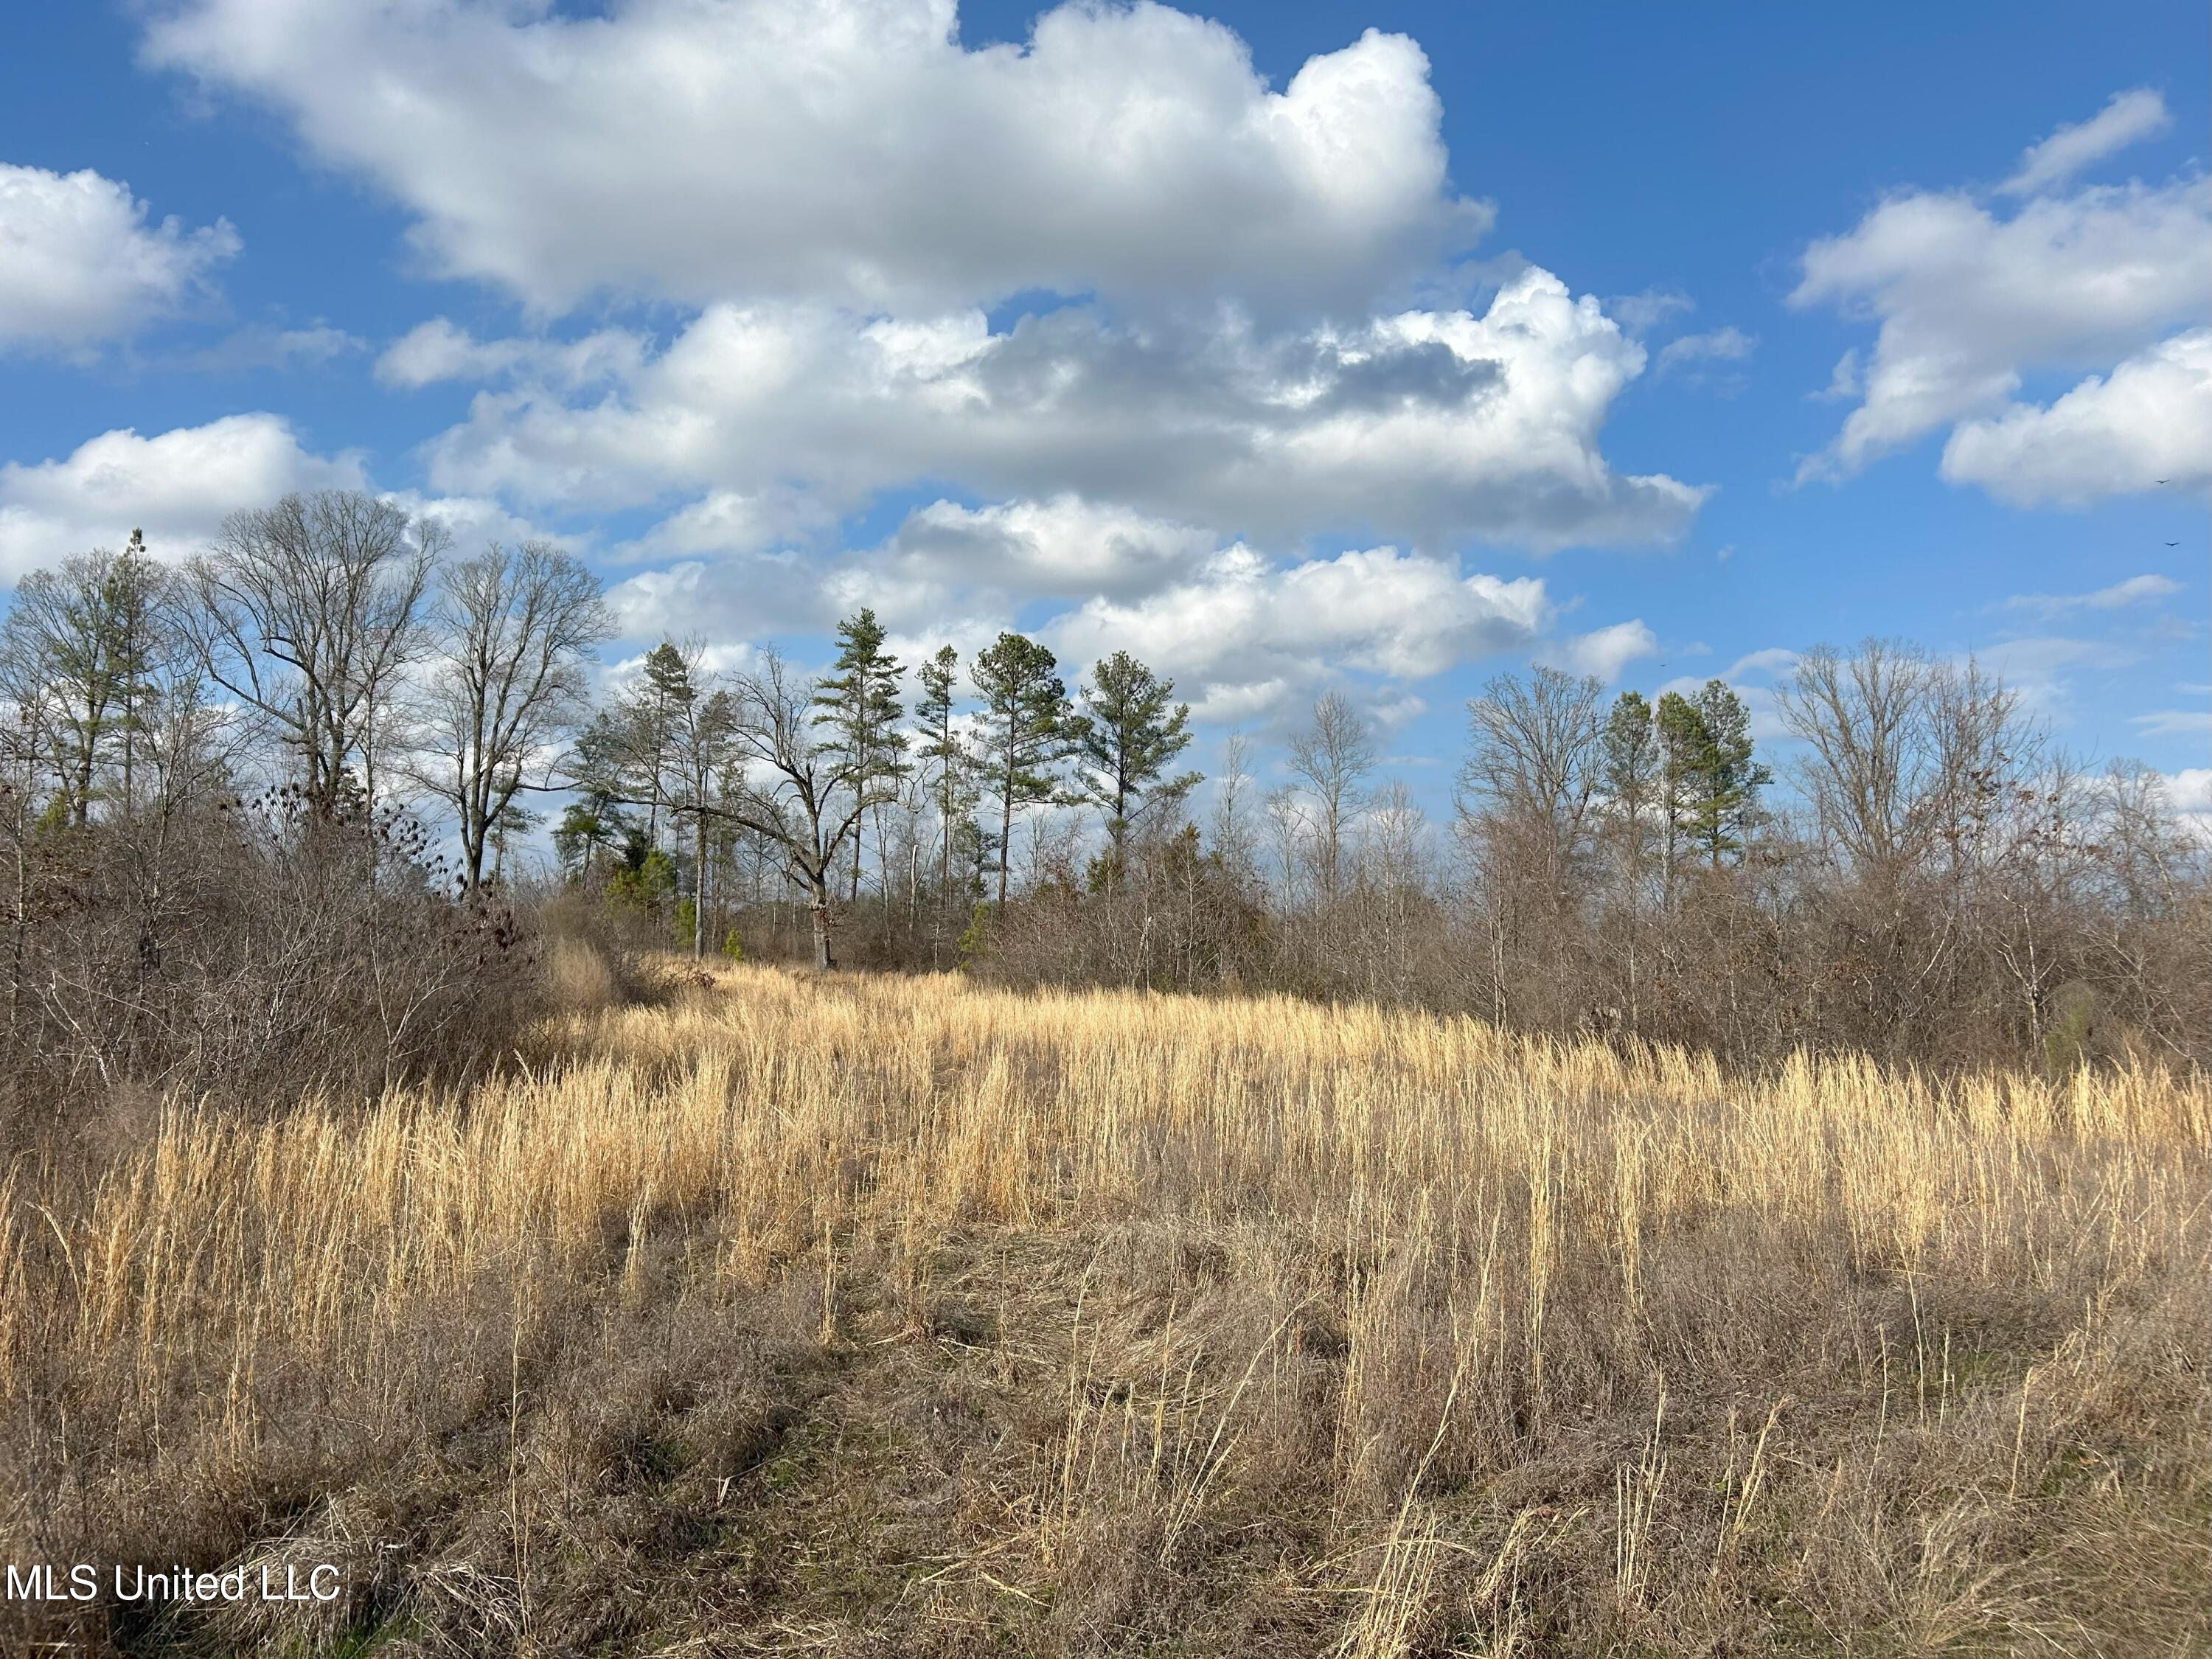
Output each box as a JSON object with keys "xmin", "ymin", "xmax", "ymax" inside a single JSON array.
[{"xmin": 546, "ymin": 933, "xmax": 625, "ymax": 1015}]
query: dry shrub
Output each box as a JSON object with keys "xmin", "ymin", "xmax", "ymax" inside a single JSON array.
[
  {"xmin": 547, "ymin": 934, "xmax": 624, "ymax": 1015},
  {"xmin": 1, "ymin": 965, "xmax": 2204, "ymax": 1655},
  {"xmin": 2, "ymin": 795, "xmax": 540, "ymax": 1123},
  {"xmin": 535, "ymin": 886, "xmax": 655, "ymax": 1014}
]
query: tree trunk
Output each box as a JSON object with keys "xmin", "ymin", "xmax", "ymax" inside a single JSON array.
[
  {"xmin": 938, "ymin": 765, "xmax": 954, "ymax": 902},
  {"xmin": 8, "ymin": 818, "xmax": 24, "ymax": 1032},
  {"xmin": 809, "ymin": 882, "xmax": 835, "ymax": 971},
  {"xmin": 122, "ymin": 684, "xmax": 134, "ymax": 821},
  {"xmin": 362, "ymin": 717, "xmax": 379, "ymax": 894},
  {"xmin": 1105, "ymin": 776, "xmax": 1128, "ymax": 897},
  {"xmin": 694, "ymin": 812, "xmax": 709, "ymax": 958},
  {"xmin": 461, "ymin": 787, "xmax": 487, "ymax": 894},
  {"xmin": 872, "ymin": 801, "xmax": 890, "ymax": 949}
]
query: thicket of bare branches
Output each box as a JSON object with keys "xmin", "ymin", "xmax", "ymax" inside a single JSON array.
[
  {"xmin": 0, "ymin": 794, "xmax": 534, "ymax": 1129},
  {"xmin": 689, "ymin": 641, "xmax": 2205, "ymax": 1074},
  {"xmin": 4, "ymin": 491, "xmax": 2202, "ymax": 1092},
  {"xmin": 0, "ymin": 493, "xmax": 574, "ymax": 1121}
]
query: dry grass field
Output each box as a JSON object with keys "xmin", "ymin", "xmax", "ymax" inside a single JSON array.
[{"xmin": 3, "ymin": 954, "xmax": 2206, "ymax": 1655}]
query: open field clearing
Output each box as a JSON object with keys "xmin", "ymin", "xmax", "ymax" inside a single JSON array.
[{"xmin": 3, "ymin": 959, "xmax": 2206, "ymax": 1656}]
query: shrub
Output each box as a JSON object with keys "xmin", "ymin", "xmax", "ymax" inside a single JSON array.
[{"xmin": 0, "ymin": 791, "xmax": 540, "ymax": 1124}]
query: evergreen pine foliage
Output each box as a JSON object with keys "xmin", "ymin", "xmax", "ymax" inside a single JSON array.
[
  {"xmin": 1657, "ymin": 681, "xmax": 1770, "ymax": 867},
  {"xmin": 1066, "ymin": 650, "xmax": 1200, "ymax": 872},
  {"xmin": 915, "ymin": 644, "xmax": 982, "ymax": 899},
  {"xmin": 970, "ymin": 632, "xmax": 1074, "ymax": 905}
]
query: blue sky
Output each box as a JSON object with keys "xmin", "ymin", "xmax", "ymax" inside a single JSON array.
[{"xmin": 1, "ymin": 0, "xmax": 2205, "ymax": 814}]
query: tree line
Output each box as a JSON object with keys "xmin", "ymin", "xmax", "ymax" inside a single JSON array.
[
  {"xmin": 0, "ymin": 491, "xmax": 598, "ymax": 1105},
  {"xmin": 557, "ymin": 613, "xmax": 1203, "ymax": 970},
  {"xmin": 1, "ymin": 487, "xmax": 2202, "ymax": 1092}
]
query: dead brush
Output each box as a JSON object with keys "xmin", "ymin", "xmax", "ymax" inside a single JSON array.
[{"xmin": 546, "ymin": 934, "xmax": 624, "ymax": 1015}]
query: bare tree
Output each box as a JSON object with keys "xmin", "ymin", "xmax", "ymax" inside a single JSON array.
[
  {"xmin": 717, "ymin": 652, "xmax": 897, "ymax": 970},
  {"xmin": 2087, "ymin": 762, "xmax": 2208, "ymax": 1057},
  {"xmin": 1208, "ymin": 731, "xmax": 1259, "ymax": 879},
  {"xmin": 668, "ymin": 659, "xmax": 739, "ymax": 959},
  {"xmin": 1458, "ymin": 666, "xmax": 1605, "ymax": 911},
  {"xmin": 1263, "ymin": 785, "xmax": 1307, "ymax": 908},
  {"xmin": 1924, "ymin": 656, "xmax": 2029, "ymax": 882},
  {"xmin": 1286, "ymin": 691, "xmax": 1377, "ymax": 902},
  {"xmin": 178, "ymin": 491, "xmax": 442, "ymax": 819},
  {"xmin": 1775, "ymin": 640, "xmax": 1939, "ymax": 877},
  {"xmin": 416, "ymin": 540, "xmax": 611, "ymax": 894},
  {"xmin": 0, "ymin": 695, "xmax": 46, "ymax": 1032},
  {"xmin": 1356, "ymin": 777, "xmax": 1430, "ymax": 1000},
  {"xmin": 0, "ymin": 543, "xmax": 173, "ymax": 827}
]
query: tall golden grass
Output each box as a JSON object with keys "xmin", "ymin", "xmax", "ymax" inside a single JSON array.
[{"xmin": 3, "ymin": 961, "xmax": 2205, "ymax": 1654}]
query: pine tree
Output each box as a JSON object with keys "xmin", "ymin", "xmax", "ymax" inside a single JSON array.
[
  {"xmin": 1656, "ymin": 681, "xmax": 1770, "ymax": 870},
  {"xmin": 635, "ymin": 641, "xmax": 693, "ymax": 844},
  {"xmin": 1654, "ymin": 690, "xmax": 1700, "ymax": 892},
  {"xmin": 107, "ymin": 531, "xmax": 167, "ymax": 817},
  {"xmin": 575, "ymin": 641, "xmax": 733, "ymax": 953},
  {"xmin": 914, "ymin": 644, "xmax": 973, "ymax": 900},
  {"xmin": 1599, "ymin": 690, "xmax": 1659, "ymax": 1029},
  {"xmin": 1691, "ymin": 678, "xmax": 1769, "ymax": 866},
  {"xmin": 1066, "ymin": 650, "xmax": 1200, "ymax": 880},
  {"xmin": 970, "ymin": 631, "xmax": 1073, "ymax": 905},
  {"xmin": 811, "ymin": 608, "xmax": 906, "ymax": 902},
  {"xmin": 1601, "ymin": 690, "xmax": 1659, "ymax": 883},
  {"xmin": 553, "ymin": 796, "xmax": 625, "ymax": 880}
]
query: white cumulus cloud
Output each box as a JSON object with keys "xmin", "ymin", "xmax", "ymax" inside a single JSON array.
[
  {"xmin": 877, "ymin": 496, "xmax": 1224, "ymax": 604},
  {"xmin": 2159, "ymin": 768, "xmax": 2212, "ymax": 842},
  {"xmin": 1941, "ymin": 330, "xmax": 2212, "ymax": 505},
  {"xmin": 1552, "ymin": 619, "xmax": 1658, "ymax": 683},
  {"xmin": 375, "ymin": 318, "xmax": 647, "ymax": 391},
  {"xmin": 0, "ymin": 162, "xmax": 239, "ymax": 352},
  {"xmin": 0, "ymin": 414, "xmax": 365, "ymax": 582},
  {"xmin": 145, "ymin": 0, "xmax": 1485, "ymax": 315},
  {"xmin": 603, "ymin": 494, "xmax": 1551, "ymax": 723},
  {"xmin": 417, "ymin": 267, "xmax": 1704, "ymax": 553},
  {"xmin": 2000, "ymin": 88, "xmax": 2171, "ymax": 198},
  {"xmin": 1044, "ymin": 544, "xmax": 1549, "ymax": 719},
  {"xmin": 1791, "ymin": 91, "xmax": 2205, "ymax": 493},
  {"xmin": 111, "ymin": 0, "xmax": 1718, "ymax": 713}
]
